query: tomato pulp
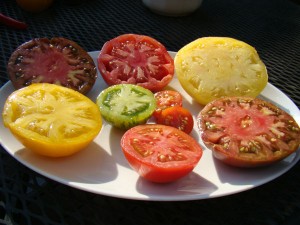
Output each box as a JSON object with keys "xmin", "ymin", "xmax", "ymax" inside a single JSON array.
[
  {"xmin": 121, "ymin": 124, "xmax": 203, "ymax": 183},
  {"xmin": 97, "ymin": 34, "xmax": 174, "ymax": 92},
  {"xmin": 198, "ymin": 96, "xmax": 300, "ymax": 167}
]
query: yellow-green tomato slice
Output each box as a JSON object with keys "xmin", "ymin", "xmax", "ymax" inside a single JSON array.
[{"xmin": 96, "ymin": 84, "xmax": 156, "ymax": 129}]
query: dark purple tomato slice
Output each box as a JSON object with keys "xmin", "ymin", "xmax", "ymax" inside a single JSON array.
[
  {"xmin": 197, "ymin": 96, "xmax": 300, "ymax": 168},
  {"xmin": 7, "ymin": 37, "xmax": 97, "ymax": 94}
]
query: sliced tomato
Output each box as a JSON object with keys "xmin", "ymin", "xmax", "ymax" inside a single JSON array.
[
  {"xmin": 153, "ymin": 90, "xmax": 183, "ymax": 119},
  {"xmin": 2, "ymin": 83, "xmax": 102, "ymax": 157},
  {"xmin": 174, "ymin": 37, "xmax": 268, "ymax": 105},
  {"xmin": 121, "ymin": 124, "xmax": 203, "ymax": 183},
  {"xmin": 7, "ymin": 37, "xmax": 97, "ymax": 94},
  {"xmin": 197, "ymin": 96, "xmax": 300, "ymax": 167},
  {"xmin": 96, "ymin": 84, "xmax": 156, "ymax": 130},
  {"xmin": 97, "ymin": 34, "xmax": 174, "ymax": 92},
  {"xmin": 156, "ymin": 106, "xmax": 194, "ymax": 134}
]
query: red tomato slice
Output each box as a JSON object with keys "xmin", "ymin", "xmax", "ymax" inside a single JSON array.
[
  {"xmin": 197, "ymin": 96, "xmax": 300, "ymax": 168},
  {"xmin": 156, "ymin": 106, "xmax": 194, "ymax": 134},
  {"xmin": 97, "ymin": 34, "xmax": 174, "ymax": 92},
  {"xmin": 121, "ymin": 124, "xmax": 203, "ymax": 183},
  {"xmin": 153, "ymin": 90, "xmax": 183, "ymax": 119}
]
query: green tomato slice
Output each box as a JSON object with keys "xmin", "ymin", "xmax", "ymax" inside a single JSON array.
[{"xmin": 96, "ymin": 84, "xmax": 156, "ymax": 129}]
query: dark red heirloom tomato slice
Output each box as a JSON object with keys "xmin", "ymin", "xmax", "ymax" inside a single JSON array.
[
  {"xmin": 121, "ymin": 124, "xmax": 203, "ymax": 183},
  {"xmin": 198, "ymin": 96, "xmax": 300, "ymax": 168},
  {"xmin": 153, "ymin": 90, "xmax": 183, "ymax": 119},
  {"xmin": 7, "ymin": 37, "xmax": 97, "ymax": 94},
  {"xmin": 156, "ymin": 106, "xmax": 194, "ymax": 134},
  {"xmin": 97, "ymin": 34, "xmax": 174, "ymax": 92}
]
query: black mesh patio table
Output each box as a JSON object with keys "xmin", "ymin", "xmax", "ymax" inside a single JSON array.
[{"xmin": 1, "ymin": 0, "xmax": 300, "ymax": 224}]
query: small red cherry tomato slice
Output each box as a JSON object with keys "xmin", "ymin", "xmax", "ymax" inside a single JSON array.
[
  {"xmin": 153, "ymin": 90, "xmax": 183, "ymax": 119},
  {"xmin": 7, "ymin": 37, "xmax": 97, "ymax": 94},
  {"xmin": 156, "ymin": 106, "xmax": 194, "ymax": 134},
  {"xmin": 197, "ymin": 96, "xmax": 300, "ymax": 168},
  {"xmin": 97, "ymin": 34, "xmax": 174, "ymax": 92},
  {"xmin": 121, "ymin": 124, "xmax": 203, "ymax": 183}
]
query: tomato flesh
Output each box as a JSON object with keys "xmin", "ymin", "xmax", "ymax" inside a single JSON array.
[
  {"xmin": 156, "ymin": 106, "xmax": 194, "ymax": 134},
  {"xmin": 153, "ymin": 90, "xmax": 183, "ymax": 119},
  {"xmin": 121, "ymin": 124, "xmax": 203, "ymax": 183},
  {"xmin": 198, "ymin": 96, "xmax": 300, "ymax": 167},
  {"xmin": 97, "ymin": 34, "xmax": 174, "ymax": 92}
]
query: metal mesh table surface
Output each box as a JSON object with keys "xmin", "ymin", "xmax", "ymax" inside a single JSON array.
[{"xmin": 0, "ymin": 0, "xmax": 300, "ymax": 224}]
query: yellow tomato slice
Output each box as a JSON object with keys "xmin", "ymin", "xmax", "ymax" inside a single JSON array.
[
  {"xmin": 174, "ymin": 37, "xmax": 268, "ymax": 105},
  {"xmin": 2, "ymin": 83, "xmax": 102, "ymax": 157}
]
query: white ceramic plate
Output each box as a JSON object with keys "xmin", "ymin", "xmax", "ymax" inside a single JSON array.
[{"xmin": 0, "ymin": 51, "xmax": 299, "ymax": 201}]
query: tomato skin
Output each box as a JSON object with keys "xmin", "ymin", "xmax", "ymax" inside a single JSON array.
[
  {"xmin": 197, "ymin": 96, "xmax": 300, "ymax": 167},
  {"xmin": 153, "ymin": 90, "xmax": 183, "ymax": 119},
  {"xmin": 156, "ymin": 106, "xmax": 194, "ymax": 134},
  {"xmin": 121, "ymin": 124, "xmax": 203, "ymax": 183},
  {"xmin": 97, "ymin": 34, "xmax": 174, "ymax": 92}
]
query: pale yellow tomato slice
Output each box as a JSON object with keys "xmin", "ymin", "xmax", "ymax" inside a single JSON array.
[
  {"xmin": 2, "ymin": 83, "xmax": 102, "ymax": 157},
  {"xmin": 174, "ymin": 37, "xmax": 268, "ymax": 105}
]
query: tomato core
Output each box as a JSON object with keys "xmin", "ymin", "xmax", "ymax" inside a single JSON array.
[{"xmin": 26, "ymin": 50, "xmax": 72, "ymax": 83}]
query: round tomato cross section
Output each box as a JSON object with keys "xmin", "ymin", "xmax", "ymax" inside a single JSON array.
[
  {"xmin": 97, "ymin": 34, "xmax": 174, "ymax": 92},
  {"xmin": 7, "ymin": 37, "xmax": 97, "ymax": 94},
  {"xmin": 2, "ymin": 83, "xmax": 102, "ymax": 157},
  {"xmin": 174, "ymin": 37, "xmax": 268, "ymax": 105},
  {"xmin": 121, "ymin": 124, "xmax": 203, "ymax": 183},
  {"xmin": 96, "ymin": 84, "xmax": 156, "ymax": 130},
  {"xmin": 197, "ymin": 96, "xmax": 300, "ymax": 167}
]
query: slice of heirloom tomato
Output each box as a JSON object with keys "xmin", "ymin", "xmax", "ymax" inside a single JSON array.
[
  {"xmin": 121, "ymin": 124, "xmax": 203, "ymax": 183},
  {"xmin": 96, "ymin": 84, "xmax": 156, "ymax": 130},
  {"xmin": 156, "ymin": 106, "xmax": 194, "ymax": 134},
  {"xmin": 97, "ymin": 34, "xmax": 174, "ymax": 92},
  {"xmin": 2, "ymin": 83, "xmax": 102, "ymax": 157},
  {"xmin": 7, "ymin": 37, "xmax": 97, "ymax": 94},
  {"xmin": 153, "ymin": 90, "xmax": 183, "ymax": 119},
  {"xmin": 174, "ymin": 37, "xmax": 268, "ymax": 105},
  {"xmin": 197, "ymin": 96, "xmax": 300, "ymax": 167}
]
